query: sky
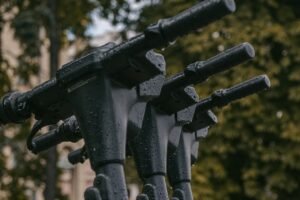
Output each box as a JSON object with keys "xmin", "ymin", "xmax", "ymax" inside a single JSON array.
[
  {"xmin": 85, "ymin": 11, "xmax": 123, "ymax": 37},
  {"xmin": 85, "ymin": 0, "xmax": 152, "ymax": 37}
]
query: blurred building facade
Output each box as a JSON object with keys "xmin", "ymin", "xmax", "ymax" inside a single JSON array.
[{"xmin": 1, "ymin": 20, "xmax": 139, "ymax": 199}]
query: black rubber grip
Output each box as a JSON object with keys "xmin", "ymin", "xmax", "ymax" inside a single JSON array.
[
  {"xmin": 196, "ymin": 75, "xmax": 271, "ymax": 111},
  {"xmin": 31, "ymin": 129, "xmax": 61, "ymax": 153},
  {"xmin": 163, "ymin": 42, "xmax": 255, "ymax": 90},
  {"xmin": 68, "ymin": 148, "xmax": 87, "ymax": 165},
  {"xmin": 161, "ymin": 0, "xmax": 236, "ymax": 42},
  {"xmin": 0, "ymin": 92, "xmax": 29, "ymax": 125},
  {"xmin": 194, "ymin": 42, "xmax": 254, "ymax": 78}
]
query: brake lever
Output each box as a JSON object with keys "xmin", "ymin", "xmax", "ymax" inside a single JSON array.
[{"xmin": 26, "ymin": 120, "xmax": 54, "ymax": 151}]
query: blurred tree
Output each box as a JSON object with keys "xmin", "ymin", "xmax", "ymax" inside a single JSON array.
[
  {"xmin": 127, "ymin": 0, "xmax": 300, "ymax": 199},
  {"xmin": 0, "ymin": 1, "xmax": 13, "ymax": 94}
]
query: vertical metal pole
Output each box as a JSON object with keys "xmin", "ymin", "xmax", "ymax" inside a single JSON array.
[
  {"xmin": 44, "ymin": 0, "xmax": 60, "ymax": 199},
  {"xmin": 0, "ymin": 14, "xmax": 3, "ymax": 65}
]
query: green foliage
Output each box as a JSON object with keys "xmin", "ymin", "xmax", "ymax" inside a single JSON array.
[
  {"xmin": 9, "ymin": 0, "xmax": 97, "ymax": 84},
  {"xmin": 97, "ymin": 0, "xmax": 131, "ymax": 24},
  {"xmin": 132, "ymin": 0, "xmax": 300, "ymax": 199}
]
